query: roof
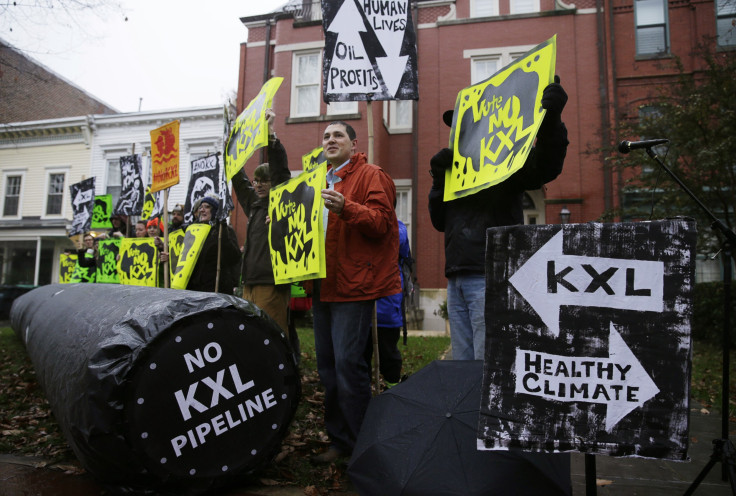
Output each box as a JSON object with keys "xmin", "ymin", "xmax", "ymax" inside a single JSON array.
[{"xmin": 0, "ymin": 38, "xmax": 119, "ymax": 124}]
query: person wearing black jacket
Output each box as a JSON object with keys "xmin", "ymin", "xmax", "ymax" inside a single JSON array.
[
  {"xmin": 428, "ymin": 76, "xmax": 569, "ymax": 361},
  {"xmin": 186, "ymin": 194, "xmax": 241, "ymax": 294},
  {"xmin": 231, "ymin": 108, "xmax": 292, "ymax": 334}
]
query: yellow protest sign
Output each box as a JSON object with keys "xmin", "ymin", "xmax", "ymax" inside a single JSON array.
[
  {"xmin": 302, "ymin": 146, "xmax": 327, "ymax": 172},
  {"xmin": 269, "ymin": 164, "xmax": 327, "ymax": 284},
  {"xmin": 225, "ymin": 77, "xmax": 283, "ymax": 180},
  {"xmin": 446, "ymin": 36, "xmax": 556, "ymax": 201},
  {"xmin": 171, "ymin": 224, "xmax": 211, "ymax": 290},
  {"xmin": 168, "ymin": 229, "xmax": 185, "ymax": 280},
  {"xmin": 59, "ymin": 253, "xmax": 77, "ymax": 283},
  {"xmin": 150, "ymin": 120, "xmax": 180, "ymax": 193},
  {"xmin": 118, "ymin": 238, "xmax": 159, "ymax": 287}
]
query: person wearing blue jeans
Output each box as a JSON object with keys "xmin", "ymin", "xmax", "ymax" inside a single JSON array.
[
  {"xmin": 311, "ymin": 121, "xmax": 400, "ymax": 464},
  {"xmin": 429, "ymin": 77, "xmax": 569, "ymax": 361}
]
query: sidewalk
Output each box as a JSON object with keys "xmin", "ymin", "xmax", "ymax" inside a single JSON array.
[{"xmin": 1, "ymin": 403, "xmax": 733, "ymax": 495}]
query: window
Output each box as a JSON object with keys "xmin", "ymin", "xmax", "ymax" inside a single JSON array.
[
  {"xmin": 510, "ymin": 0, "xmax": 540, "ymax": 14},
  {"xmin": 291, "ymin": 50, "xmax": 322, "ymax": 117},
  {"xmin": 326, "ymin": 101, "xmax": 358, "ymax": 116},
  {"xmin": 383, "ymin": 100, "xmax": 413, "ymax": 133},
  {"xmin": 106, "ymin": 158, "xmax": 122, "ymax": 206},
  {"xmin": 394, "ymin": 180, "xmax": 412, "ymax": 246},
  {"xmin": 635, "ymin": 0, "xmax": 669, "ymax": 56},
  {"xmin": 467, "ymin": 45, "xmax": 533, "ymax": 84},
  {"xmin": 717, "ymin": 0, "xmax": 736, "ymax": 47},
  {"xmin": 3, "ymin": 175, "xmax": 22, "ymax": 217},
  {"xmin": 471, "ymin": 0, "xmax": 499, "ymax": 17},
  {"xmin": 471, "ymin": 57, "xmax": 500, "ymax": 84},
  {"xmin": 46, "ymin": 172, "xmax": 65, "ymax": 216}
]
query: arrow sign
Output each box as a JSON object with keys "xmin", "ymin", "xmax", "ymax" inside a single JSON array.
[
  {"xmin": 73, "ymin": 188, "xmax": 93, "ymax": 207},
  {"xmin": 515, "ymin": 322, "xmax": 660, "ymax": 431},
  {"xmin": 509, "ymin": 230, "xmax": 664, "ymax": 337},
  {"xmin": 364, "ymin": 0, "xmax": 410, "ymax": 96},
  {"xmin": 325, "ymin": 0, "xmax": 376, "ymax": 95}
]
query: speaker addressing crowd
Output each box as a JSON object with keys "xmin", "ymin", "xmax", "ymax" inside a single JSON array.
[{"xmin": 428, "ymin": 75, "xmax": 570, "ymax": 361}]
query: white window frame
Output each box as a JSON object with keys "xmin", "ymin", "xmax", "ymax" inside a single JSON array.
[
  {"xmin": 42, "ymin": 167, "xmax": 69, "ymax": 218},
  {"xmin": 326, "ymin": 101, "xmax": 358, "ymax": 116},
  {"xmin": 465, "ymin": 45, "xmax": 535, "ymax": 84},
  {"xmin": 510, "ymin": 0, "xmax": 540, "ymax": 14},
  {"xmin": 635, "ymin": 0, "xmax": 670, "ymax": 56},
  {"xmin": 290, "ymin": 50, "xmax": 322, "ymax": 118},
  {"xmin": 471, "ymin": 0, "xmax": 499, "ymax": 17},
  {"xmin": 394, "ymin": 179, "xmax": 412, "ymax": 247},
  {"xmin": 1, "ymin": 170, "xmax": 25, "ymax": 219},
  {"xmin": 716, "ymin": 0, "xmax": 736, "ymax": 47},
  {"xmin": 382, "ymin": 100, "xmax": 413, "ymax": 134}
]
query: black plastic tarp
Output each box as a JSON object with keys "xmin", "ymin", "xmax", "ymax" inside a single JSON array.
[{"xmin": 10, "ymin": 283, "xmax": 301, "ymax": 494}]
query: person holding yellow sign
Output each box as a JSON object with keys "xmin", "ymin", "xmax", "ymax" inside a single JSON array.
[
  {"xmin": 232, "ymin": 108, "xmax": 292, "ymax": 334},
  {"xmin": 429, "ymin": 76, "xmax": 569, "ymax": 361}
]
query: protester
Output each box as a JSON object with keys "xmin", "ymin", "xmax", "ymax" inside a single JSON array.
[
  {"xmin": 310, "ymin": 121, "xmax": 400, "ymax": 464},
  {"xmin": 108, "ymin": 214, "xmax": 127, "ymax": 238},
  {"xmin": 146, "ymin": 217, "xmax": 164, "ymax": 238},
  {"xmin": 428, "ymin": 76, "xmax": 569, "ymax": 360},
  {"xmin": 134, "ymin": 220, "xmax": 147, "ymax": 238},
  {"xmin": 232, "ymin": 108, "xmax": 291, "ymax": 334},
  {"xmin": 365, "ymin": 218, "xmax": 411, "ymax": 388},
  {"xmin": 169, "ymin": 204, "xmax": 186, "ymax": 232},
  {"xmin": 186, "ymin": 194, "xmax": 241, "ymax": 294},
  {"xmin": 73, "ymin": 232, "xmax": 98, "ymax": 282}
]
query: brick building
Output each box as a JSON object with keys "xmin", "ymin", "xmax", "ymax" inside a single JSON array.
[{"xmin": 235, "ymin": 0, "xmax": 732, "ymax": 329}]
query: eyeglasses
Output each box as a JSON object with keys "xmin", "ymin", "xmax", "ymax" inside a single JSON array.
[{"xmin": 252, "ymin": 179, "xmax": 271, "ymax": 186}]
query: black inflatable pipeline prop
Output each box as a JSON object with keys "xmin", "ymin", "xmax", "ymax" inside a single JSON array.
[{"xmin": 10, "ymin": 283, "xmax": 301, "ymax": 495}]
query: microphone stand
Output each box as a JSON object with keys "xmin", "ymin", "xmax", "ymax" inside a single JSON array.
[{"xmin": 640, "ymin": 146, "xmax": 736, "ymax": 495}]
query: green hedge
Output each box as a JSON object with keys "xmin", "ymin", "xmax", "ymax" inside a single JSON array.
[{"xmin": 693, "ymin": 282, "xmax": 736, "ymax": 347}]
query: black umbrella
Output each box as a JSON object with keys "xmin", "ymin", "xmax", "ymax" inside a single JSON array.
[{"xmin": 348, "ymin": 360, "xmax": 571, "ymax": 496}]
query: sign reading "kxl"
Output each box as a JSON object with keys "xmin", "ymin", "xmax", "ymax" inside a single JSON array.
[{"xmin": 478, "ymin": 220, "xmax": 695, "ymax": 461}]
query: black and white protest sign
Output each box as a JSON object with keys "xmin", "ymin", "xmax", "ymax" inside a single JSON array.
[
  {"xmin": 115, "ymin": 154, "xmax": 144, "ymax": 216},
  {"xmin": 322, "ymin": 0, "xmax": 418, "ymax": 101},
  {"xmin": 478, "ymin": 220, "xmax": 695, "ymax": 460},
  {"xmin": 125, "ymin": 309, "xmax": 300, "ymax": 479},
  {"xmin": 69, "ymin": 177, "xmax": 96, "ymax": 236},
  {"xmin": 184, "ymin": 154, "xmax": 220, "ymax": 225}
]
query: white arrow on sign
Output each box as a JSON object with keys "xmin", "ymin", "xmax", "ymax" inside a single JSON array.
[
  {"xmin": 509, "ymin": 230, "xmax": 664, "ymax": 337},
  {"xmin": 73, "ymin": 188, "xmax": 93, "ymax": 208},
  {"xmin": 514, "ymin": 322, "xmax": 660, "ymax": 431},
  {"xmin": 365, "ymin": 0, "xmax": 410, "ymax": 97},
  {"xmin": 325, "ymin": 0, "xmax": 374, "ymax": 95}
]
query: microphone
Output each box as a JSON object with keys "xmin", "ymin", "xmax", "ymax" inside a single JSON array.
[{"xmin": 618, "ymin": 139, "xmax": 669, "ymax": 154}]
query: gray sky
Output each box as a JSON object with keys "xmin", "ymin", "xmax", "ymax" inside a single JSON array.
[{"xmin": 2, "ymin": 0, "xmax": 288, "ymax": 113}]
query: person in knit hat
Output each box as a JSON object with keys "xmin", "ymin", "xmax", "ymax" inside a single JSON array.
[
  {"xmin": 231, "ymin": 108, "xmax": 292, "ymax": 335},
  {"xmin": 170, "ymin": 203, "xmax": 186, "ymax": 232},
  {"xmin": 185, "ymin": 193, "xmax": 240, "ymax": 294}
]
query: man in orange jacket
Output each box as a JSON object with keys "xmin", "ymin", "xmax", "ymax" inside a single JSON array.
[{"xmin": 311, "ymin": 121, "xmax": 401, "ymax": 464}]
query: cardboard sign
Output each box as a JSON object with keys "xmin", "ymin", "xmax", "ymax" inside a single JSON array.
[
  {"xmin": 171, "ymin": 224, "xmax": 211, "ymax": 290},
  {"xmin": 268, "ymin": 164, "xmax": 327, "ymax": 284},
  {"xmin": 446, "ymin": 36, "xmax": 556, "ymax": 201},
  {"xmin": 321, "ymin": 0, "xmax": 418, "ymax": 100},
  {"xmin": 118, "ymin": 238, "xmax": 159, "ymax": 287},
  {"xmin": 59, "ymin": 253, "xmax": 77, "ymax": 283},
  {"xmin": 478, "ymin": 220, "xmax": 695, "ymax": 460},
  {"xmin": 302, "ymin": 146, "xmax": 326, "ymax": 172},
  {"xmin": 115, "ymin": 154, "xmax": 145, "ymax": 216},
  {"xmin": 150, "ymin": 120, "xmax": 180, "ymax": 193},
  {"xmin": 91, "ymin": 194, "xmax": 113, "ymax": 230},
  {"xmin": 69, "ymin": 177, "xmax": 95, "ymax": 236},
  {"xmin": 185, "ymin": 154, "xmax": 221, "ymax": 226},
  {"xmin": 96, "ymin": 239, "xmax": 121, "ymax": 284},
  {"xmin": 225, "ymin": 77, "xmax": 283, "ymax": 181}
]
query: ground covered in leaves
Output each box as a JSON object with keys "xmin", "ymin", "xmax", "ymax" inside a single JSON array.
[{"xmin": 0, "ymin": 325, "xmax": 450, "ymax": 494}]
